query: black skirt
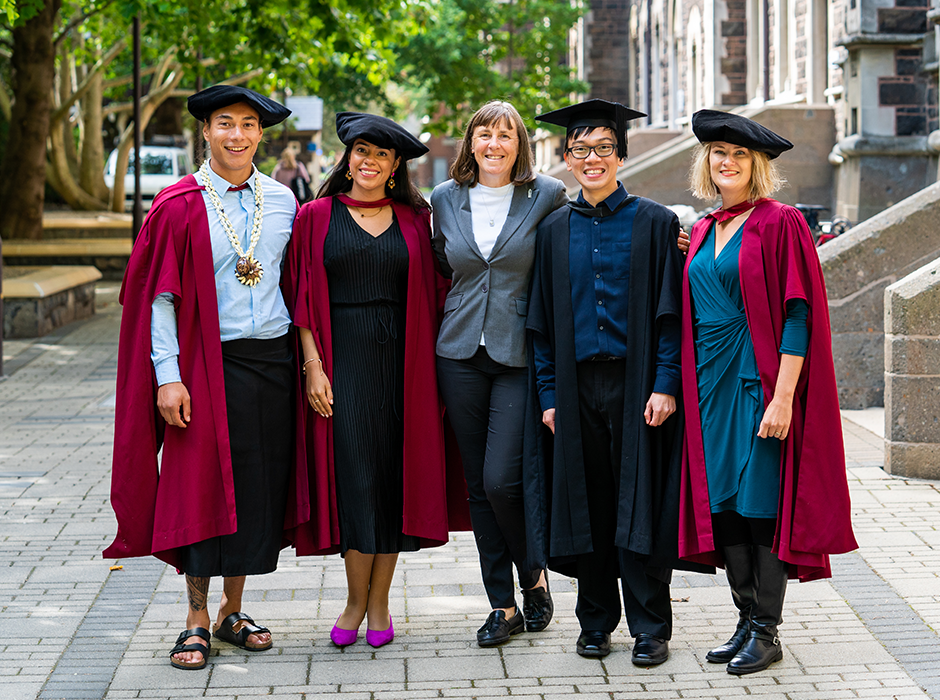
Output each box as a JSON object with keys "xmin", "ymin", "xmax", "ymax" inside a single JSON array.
[
  {"xmin": 177, "ymin": 334, "xmax": 294, "ymax": 578},
  {"xmin": 325, "ymin": 200, "xmax": 420, "ymax": 555}
]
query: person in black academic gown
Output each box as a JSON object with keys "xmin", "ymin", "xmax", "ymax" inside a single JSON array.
[{"xmin": 525, "ymin": 99, "xmax": 700, "ymax": 663}]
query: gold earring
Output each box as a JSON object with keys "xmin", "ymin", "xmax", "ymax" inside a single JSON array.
[
  {"xmin": 345, "ymin": 169, "xmax": 353, "ymax": 181},
  {"xmin": 388, "ymin": 172, "xmax": 396, "ymax": 190}
]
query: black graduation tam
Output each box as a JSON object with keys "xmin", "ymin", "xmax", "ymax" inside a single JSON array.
[
  {"xmin": 188, "ymin": 85, "xmax": 291, "ymax": 128},
  {"xmin": 691, "ymin": 109, "xmax": 793, "ymax": 159},
  {"xmin": 535, "ymin": 99, "xmax": 646, "ymax": 159},
  {"xmin": 335, "ymin": 112, "xmax": 429, "ymax": 161}
]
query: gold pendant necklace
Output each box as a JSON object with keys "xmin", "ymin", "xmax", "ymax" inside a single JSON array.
[{"xmin": 199, "ymin": 161, "xmax": 265, "ymax": 286}]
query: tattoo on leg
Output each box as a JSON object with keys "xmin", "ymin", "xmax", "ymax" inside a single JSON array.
[{"xmin": 186, "ymin": 576, "xmax": 210, "ymax": 613}]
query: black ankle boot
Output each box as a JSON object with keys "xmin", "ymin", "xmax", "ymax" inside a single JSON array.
[
  {"xmin": 727, "ymin": 546, "xmax": 788, "ymax": 675},
  {"xmin": 706, "ymin": 544, "xmax": 754, "ymax": 663}
]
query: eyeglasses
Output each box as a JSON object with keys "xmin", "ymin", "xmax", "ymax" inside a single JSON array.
[{"xmin": 566, "ymin": 144, "xmax": 617, "ymax": 159}]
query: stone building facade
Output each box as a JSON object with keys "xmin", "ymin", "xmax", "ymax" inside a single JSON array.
[
  {"xmin": 828, "ymin": 0, "xmax": 940, "ymax": 223},
  {"xmin": 541, "ymin": 0, "xmax": 939, "ymax": 225},
  {"xmin": 571, "ymin": 0, "xmax": 833, "ymax": 127}
]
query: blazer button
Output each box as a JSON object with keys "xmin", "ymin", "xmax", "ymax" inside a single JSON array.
[
  {"xmin": 483, "ymin": 262, "xmax": 489, "ymax": 269},
  {"xmin": 482, "ymin": 284, "xmax": 488, "ymax": 293}
]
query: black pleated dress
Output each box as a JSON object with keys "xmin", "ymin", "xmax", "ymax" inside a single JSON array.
[{"xmin": 324, "ymin": 199, "xmax": 420, "ymax": 555}]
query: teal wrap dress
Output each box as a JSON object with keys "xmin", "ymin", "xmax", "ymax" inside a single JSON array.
[{"xmin": 687, "ymin": 223, "xmax": 808, "ymax": 519}]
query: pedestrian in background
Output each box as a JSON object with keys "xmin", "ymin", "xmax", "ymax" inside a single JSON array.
[
  {"xmin": 680, "ymin": 110, "xmax": 857, "ymax": 675},
  {"xmin": 272, "ymin": 148, "xmax": 312, "ymax": 202},
  {"xmin": 431, "ymin": 101, "xmax": 567, "ymax": 647},
  {"xmin": 285, "ymin": 112, "xmax": 469, "ymax": 649}
]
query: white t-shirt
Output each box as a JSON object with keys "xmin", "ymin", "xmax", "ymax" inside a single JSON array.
[
  {"xmin": 468, "ymin": 182, "xmax": 514, "ymax": 346},
  {"xmin": 469, "ymin": 183, "xmax": 514, "ymax": 259}
]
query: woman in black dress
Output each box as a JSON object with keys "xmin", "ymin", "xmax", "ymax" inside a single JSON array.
[{"xmin": 289, "ymin": 113, "xmax": 455, "ymax": 648}]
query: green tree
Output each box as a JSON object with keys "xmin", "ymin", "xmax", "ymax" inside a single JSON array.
[
  {"xmin": 0, "ymin": 0, "xmax": 588, "ymax": 235},
  {"xmin": 397, "ymin": 0, "xmax": 587, "ymax": 136},
  {"xmin": 0, "ymin": 0, "xmax": 420, "ymax": 236}
]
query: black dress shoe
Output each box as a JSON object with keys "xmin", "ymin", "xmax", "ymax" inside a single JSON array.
[
  {"xmin": 477, "ymin": 608, "xmax": 525, "ymax": 647},
  {"xmin": 522, "ymin": 579, "xmax": 553, "ymax": 632},
  {"xmin": 576, "ymin": 630, "xmax": 611, "ymax": 658},
  {"xmin": 632, "ymin": 634, "xmax": 669, "ymax": 666}
]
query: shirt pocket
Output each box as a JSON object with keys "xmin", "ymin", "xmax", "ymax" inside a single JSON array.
[{"xmin": 514, "ymin": 297, "xmax": 528, "ymax": 316}]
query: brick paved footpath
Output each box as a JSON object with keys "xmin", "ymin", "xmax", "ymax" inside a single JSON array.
[{"xmin": 1, "ymin": 284, "xmax": 938, "ymax": 700}]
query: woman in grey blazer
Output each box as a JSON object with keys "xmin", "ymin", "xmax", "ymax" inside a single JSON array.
[{"xmin": 431, "ymin": 101, "xmax": 568, "ymax": 647}]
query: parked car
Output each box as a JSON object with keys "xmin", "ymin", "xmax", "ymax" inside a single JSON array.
[{"xmin": 104, "ymin": 145, "xmax": 193, "ymax": 210}]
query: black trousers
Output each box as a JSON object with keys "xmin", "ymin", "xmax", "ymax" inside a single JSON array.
[
  {"xmin": 574, "ymin": 360, "xmax": 673, "ymax": 638},
  {"xmin": 177, "ymin": 335, "xmax": 294, "ymax": 578},
  {"xmin": 437, "ymin": 347, "xmax": 540, "ymax": 609}
]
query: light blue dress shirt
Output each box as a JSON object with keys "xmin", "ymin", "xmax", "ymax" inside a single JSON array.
[{"xmin": 150, "ymin": 163, "xmax": 297, "ymax": 386}]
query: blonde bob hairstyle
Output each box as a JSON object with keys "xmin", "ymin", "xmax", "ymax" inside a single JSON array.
[
  {"xmin": 450, "ymin": 101, "xmax": 536, "ymax": 186},
  {"xmin": 688, "ymin": 142, "xmax": 786, "ymax": 203}
]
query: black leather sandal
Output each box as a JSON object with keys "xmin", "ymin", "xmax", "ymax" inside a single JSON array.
[
  {"xmin": 169, "ymin": 627, "xmax": 211, "ymax": 670},
  {"xmin": 212, "ymin": 611, "xmax": 273, "ymax": 651}
]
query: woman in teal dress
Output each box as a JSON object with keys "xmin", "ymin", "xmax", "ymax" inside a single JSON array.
[{"xmin": 684, "ymin": 111, "xmax": 809, "ymax": 676}]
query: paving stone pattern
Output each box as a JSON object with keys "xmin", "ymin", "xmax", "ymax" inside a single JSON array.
[{"xmin": 1, "ymin": 285, "xmax": 938, "ymax": 700}]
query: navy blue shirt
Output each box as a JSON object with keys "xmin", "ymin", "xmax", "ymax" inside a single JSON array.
[{"xmin": 534, "ymin": 184, "xmax": 681, "ymax": 410}]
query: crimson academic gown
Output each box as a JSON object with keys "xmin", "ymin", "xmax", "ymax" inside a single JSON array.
[
  {"xmin": 283, "ymin": 196, "xmax": 471, "ymax": 556},
  {"xmin": 523, "ymin": 198, "xmax": 709, "ymax": 576},
  {"xmin": 679, "ymin": 199, "xmax": 858, "ymax": 582},
  {"xmin": 104, "ymin": 175, "xmax": 310, "ymax": 568}
]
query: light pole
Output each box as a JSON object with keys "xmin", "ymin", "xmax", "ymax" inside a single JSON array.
[{"xmin": 132, "ymin": 12, "xmax": 142, "ymax": 239}]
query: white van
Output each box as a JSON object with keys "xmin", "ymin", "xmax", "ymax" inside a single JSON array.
[{"xmin": 104, "ymin": 145, "xmax": 193, "ymax": 210}]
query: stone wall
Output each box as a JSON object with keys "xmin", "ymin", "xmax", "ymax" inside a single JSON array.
[
  {"xmin": 819, "ymin": 181, "xmax": 940, "ymax": 408},
  {"xmin": 884, "ymin": 256, "xmax": 940, "ymax": 478},
  {"xmin": 585, "ymin": 0, "xmax": 632, "ymax": 106},
  {"xmin": 831, "ymin": 0, "xmax": 937, "ymax": 224}
]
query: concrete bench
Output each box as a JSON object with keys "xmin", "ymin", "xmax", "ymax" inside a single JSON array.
[
  {"xmin": 42, "ymin": 211, "xmax": 132, "ymax": 239},
  {"xmin": 2, "ymin": 265, "xmax": 102, "ymax": 338},
  {"xmin": 3, "ymin": 238, "xmax": 132, "ymax": 280}
]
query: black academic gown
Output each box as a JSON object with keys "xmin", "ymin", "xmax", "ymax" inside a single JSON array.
[{"xmin": 523, "ymin": 196, "xmax": 711, "ymax": 578}]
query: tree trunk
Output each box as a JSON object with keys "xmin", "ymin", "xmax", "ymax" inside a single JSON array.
[
  {"xmin": 58, "ymin": 48, "xmax": 81, "ymax": 182},
  {"xmin": 47, "ymin": 120, "xmax": 108, "ymax": 210},
  {"xmin": 0, "ymin": 0, "xmax": 62, "ymax": 240},
  {"xmin": 78, "ymin": 53, "xmax": 109, "ymax": 203}
]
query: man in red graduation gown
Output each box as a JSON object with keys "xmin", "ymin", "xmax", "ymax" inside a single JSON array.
[
  {"xmin": 525, "ymin": 100, "xmax": 706, "ymax": 663},
  {"xmin": 105, "ymin": 85, "xmax": 308, "ymax": 670}
]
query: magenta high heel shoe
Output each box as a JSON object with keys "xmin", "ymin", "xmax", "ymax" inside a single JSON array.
[
  {"xmin": 330, "ymin": 617, "xmax": 359, "ymax": 647},
  {"xmin": 366, "ymin": 616, "xmax": 394, "ymax": 648}
]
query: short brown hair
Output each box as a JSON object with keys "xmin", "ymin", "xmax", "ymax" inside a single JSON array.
[
  {"xmin": 688, "ymin": 142, "xmax": 785, "ymax": 202},
  {"xmin": 450, "ymin": 101, "xmax": 536, "ymax": 186}
]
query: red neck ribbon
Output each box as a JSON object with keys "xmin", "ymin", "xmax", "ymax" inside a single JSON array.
[
  {"xmin": 337, "ymin": 194, "xmax": 392, "ymax": 209},
  {"xmin": 707, "ymin": 199, "xmax": 763, "ymax": 224}
]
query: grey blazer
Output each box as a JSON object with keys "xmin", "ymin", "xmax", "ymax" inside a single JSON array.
[{"xmin": 431, "ymin": 173, "xmax": 568, "ymax": 367}]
